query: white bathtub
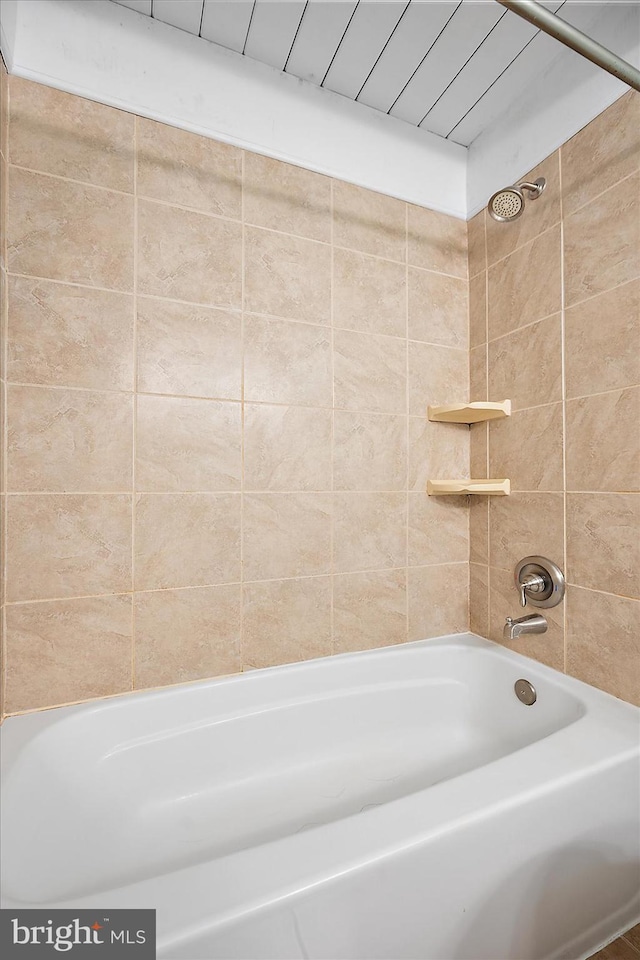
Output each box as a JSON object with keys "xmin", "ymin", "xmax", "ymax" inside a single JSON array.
[{"xmin": 1, "ymin": 633, "xmax": 639, "ymax": 959}]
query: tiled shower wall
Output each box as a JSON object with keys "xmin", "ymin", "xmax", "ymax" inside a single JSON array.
[
  {"xmin": 468, "ymin": 90, "xmax": 640, "ymax": 706},
  {"xmin": 0, "ymin": 68, "xmax": 470, "ymax": 716}
]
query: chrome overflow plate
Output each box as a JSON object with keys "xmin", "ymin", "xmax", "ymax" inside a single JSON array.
[
  {"xmin": 514, "ymin": 555, "xmax": 565, "ymax": 609},
  {"xmin": 514, "ymin": 679, "xmax": 537, "ymax": 706}
]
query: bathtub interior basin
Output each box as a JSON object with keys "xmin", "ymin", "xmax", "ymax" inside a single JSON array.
[
  {"xmin": 2, "ymin": 635, "xmax": 585, "ymax": 904},
  {"xmin": 1, "ymin": 633, "xmax": 639, "ymax": 960}
]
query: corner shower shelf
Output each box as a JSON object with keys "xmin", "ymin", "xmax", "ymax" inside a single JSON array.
[
  {"xmin": 427, "ymin": 400, "xmax": 511, "ymax": 423},
  {"xmin": 427, "ymin": 479, "xmax": 511, "ymax": 497}
]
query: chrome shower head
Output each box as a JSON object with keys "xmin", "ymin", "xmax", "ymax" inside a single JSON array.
[{"xmin": 488, "ymin": 177, "xmax": 546, "ymax": 222}]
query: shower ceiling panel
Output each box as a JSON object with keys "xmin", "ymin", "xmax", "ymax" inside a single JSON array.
[{"xmin": 111, "ymin": 0, "xmax": 621, "ymax": 147}]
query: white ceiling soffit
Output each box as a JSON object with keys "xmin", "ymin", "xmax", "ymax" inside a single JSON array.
[
  {"xmin": 2, "ymin": 0, "xmax": 637, "ymax": 218},
  {"xmin": 109, "ymin": 0, "xmax": 619, "ymax": 150},
  {"xmin": 1, "ymin": 0, "xmax": 467, "ymax": 216}
]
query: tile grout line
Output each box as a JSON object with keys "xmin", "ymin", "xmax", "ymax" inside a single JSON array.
[
  {"xmin": 1, "ymin": 76, "xmax": 10, "ymax": 718},
  {"xmin": 5, "ymin": 488, "xmax": 637, "ymax": 498},
  {"xmin": 485, "ymin": 219, "xmax": 561, "ymax": 275},
  {"xmin": 9, "ymin": 162, "xmax": 138, "ymax": 200},
  {"xmin": 330, "ymin": 178, "xmax": 336, "ymax": 656},
  {"xmin": 6, "ymin": 268, "xmax": 482, "ymax": 350},
  {"xmin": 3, "ymin": 562, "xmax": 476, "ymax": 607},
  {"xmin": 405, "ymin": 200, "xmax": 410, "ymax": 644},
  {"xmin": 484, "ymin": 570, "xmax": 640, "ymax": 604},
  {"xmin": 240, "ymin": 148, "xmax": 246, "ymax": 672},
  {"xmin": 483, "ymin": 209, "xmax": 492, "ymax": 639},
  {"xmin": 559, "ymin": 144, "xmax": 569, "ymax": 676},
  {"xmin": 620, "ymin": 935, "xmax": 640, "ymax": 957},
  {"xmin": 560, "ymin": 273, "xmax": 640, "ymax": 315},
  {"xmin": 561, "ymin": 165, "xmax": 640, "ymax": 220},
  {"xmin": 131, "ymin": 116, "xmax": 139, "ymax": 693}
]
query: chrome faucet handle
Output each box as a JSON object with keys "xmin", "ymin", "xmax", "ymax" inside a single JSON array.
[{"xmin": 519, "ymin": 573, "xmax": 546, "ymax": 607}]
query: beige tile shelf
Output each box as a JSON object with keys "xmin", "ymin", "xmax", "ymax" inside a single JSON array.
[
  {"xmin": 427, "ymin": 479, "xmax": 511, "ymax": 496},
  {"xmin": 427, "ymin": 400, "xmax": 511, "ymax": 423}
]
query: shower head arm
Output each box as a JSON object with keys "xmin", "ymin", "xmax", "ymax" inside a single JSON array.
[{"xmin": 517, "ymin": 178, "xmax": 546, "ymax": 199}]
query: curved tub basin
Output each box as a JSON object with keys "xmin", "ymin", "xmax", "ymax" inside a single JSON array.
[{"xmin": 1, "ymin": 633, "xmax": 639, "ymax": 959}]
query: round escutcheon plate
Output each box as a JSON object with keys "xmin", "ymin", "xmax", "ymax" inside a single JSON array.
[{"xmin": 515, "ymin": 678, "xmax": 537, "ymax": 705}]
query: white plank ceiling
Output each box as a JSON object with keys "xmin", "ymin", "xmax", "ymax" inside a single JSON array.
[{"xmin": 111, "ymin": 0, "xmax": 614, "ymax": 147}]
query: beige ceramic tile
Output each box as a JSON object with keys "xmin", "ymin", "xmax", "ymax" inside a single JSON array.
[
  {"xmin": 333, "ymin": 569, "xmax": 407, "ymax": 653},
  {"xmin": 489, "ymin": 565, "xmax": 563, "ymax": 670},
  {"xmin": 489, "ymin": 403, "xmax": 563, "ymax": 491},
  {"xmin": 7, "ymin": 276, "xmax": 134, "ymax": 390},
  {"xmin": 489, "ymin": 492, "xmax": 564, "ymax": 572},
  {"xmin": 408, "ymin": 342, "xmax": 468, "ymax": 414},
  {"xmin": 7, "ymin": 386, "xmax": 133, "ymax": 492},
  {"xmin": 1, "ymin": 154, "xmax": 6, "ymax": 264},
  {"xmin": 243, "ymin": 493, "xmax": 331, "ymax": 581},
  {"xmin": 135, "ymin": 493, "xmax": 240, "ymax": 590},
  {"xmin": 244, "ymin": 227, "xmax": 331, "ymax": 324},
  {"xmin": 469, "ymin": 563, "xmax": 489, "ymax": 638},
  {"xmin": 470, "ymin": 344, "xmax": 487, "ymax": 401},
  {"xmin": 408, "ymin": 563, "xmax": 468, "ymax": 640},
  {"xmin": 6, "ymin": 494, "xmax": 132, "ymax": 601},
  {"xmin": 469, "ymin": 498, "xmax": 488, "ymax": 565},
  {"xmin": 334, "ymin": 329, "xmax": 406, "ymax": 414},
  {"xmin": 136, "ymin": 395, "xmax": 241, "ymax": 492},
  {"xmin": 567, "ymin": 586, "xmax": 640, "ymax": 705},
  {"xmin": 485, "ymin": 152, "xmax": 561, "ymax": 266},
  {"xmin": 4, "ymin": 595, "xmax": 132, "ymax": 713},
  {"xmin": 562, "ymin": 91, "xmax": 640, "ymax": 217},
  {"xmin": 588, "ymin": 939, "xmax": 640, "ymax": 960},
  {"xmin": 408, "ymin": 268, "xmax": 467, "ymax": 348},
  {"xmin": 488, "ymin": 315, "xmax": 562, "ymax": 412},
  {"xmin": 244, "ymin": 316, "xmax": 332, "ymax": 406},
  {"xmin": 408, "ymin": 493, "xmax": 469, "ymax": 566},
  {"xmin": 407, "ymin": 204, "xmax": 467, "ymax": 278},
  {"xmin": 470, "ymin": 422, "xmax": 488, "ymax": 480},
  {"xmin": 333, "ymin": 247, "xmax": 406, "ymax": 337},
  {"xmin": 469, "ymin": 272, "xmax": 486, "ymax": 349},
  {"xmin": 564, "ymin": 173, "xmax": 640, "ymax": 308},
  {"xmin": 467, "ymin": 210, "xmax": 486, "ymax": 279},
  {"xmin": 565, "ymin": 280, "xmax": 640, "ymax": 399},
  {"xmin": 565, "ymin": 388, "xmax": 640, "ymax": 492},
  {"xmin": 1, "ymin": 493, "xmax": 4, "ymax": 598},
  {"xmin": 333, "ymin": 181, "xmax": 406, "ymax": 261},
  {"xmin": 244, "ymin": 404, "xmax": 332, "ymax": 491},
  {"xmin": 134, "ymin": 584, "xmax": 241, "ymax": 688},
  {"xmin": 333, "ymin": 492, "xmax": 406, "ymax": 573},
  {"xmin": 243, "ymin": 153, "xmax": 330, "ymax": 242},
  {"xmin": 1, "ymin": 153, "xmax": 6, "ymax": 270},
  {"xmin": 137, "ymin": 116, "xmax": 242, "ymax": 219},
  {"xmin": 136, "ymin": 297, "xmax": 241, "ymax": 400},
  {"xmin": 9, "ymin": 77, "xmax": 134, "ymax": 192},
  {"xmin": 566, "ymin": 493, "xmax": 639, "ymax": 598},
  {"xmin": 334, "ymin": 411, "xmax": 406, "ymax": 491},
  {"xmin": 7, "ymin": 167, "xmax": 134, "ymax": 291},
  {"xmin": 488, "ymin": 225, "xmax": 561, "ymax": 339},
  {"xmin": 243, "ymin": 402, "xmax": 329, "ymax": 492},
  {"xmin": 243, "ymin": 576, "xmax": 332, "ymax": 669},
  {"xmin": 1, "ymin": 264, "xmax": 6, "ymax": 382},
  {"xmin": 408, "ymin": 419, "xmax": 469, "ymax": 492},
  {"xmin": 137, "ymin": 199, "xmax": 241, "ymax": 306}
]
